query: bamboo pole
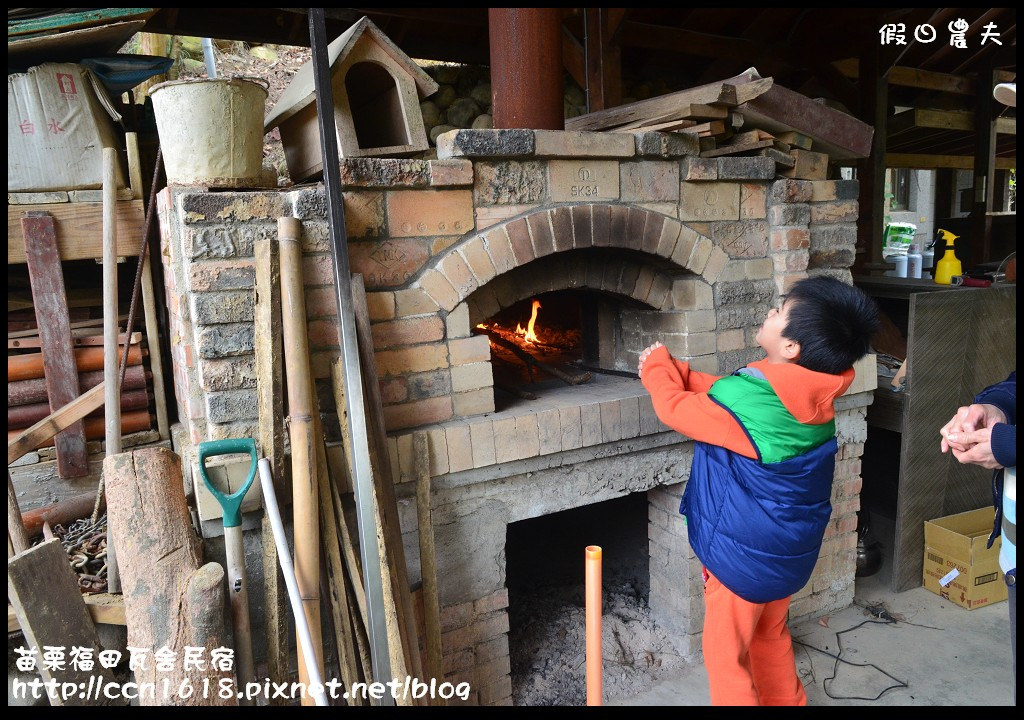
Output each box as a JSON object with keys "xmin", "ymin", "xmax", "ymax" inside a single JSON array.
[
  {"xmin": 101, "ymin": 146, "xmax": 121, "ymax": 593},
  {"xmin": 278, "ymin": 217, "xmax": 323, "ymax": 703}
]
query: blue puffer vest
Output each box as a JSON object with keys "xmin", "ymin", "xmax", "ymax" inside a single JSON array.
[{"xmin": 681, "ymin": 438, "xmax": 837, "ymax": 603}]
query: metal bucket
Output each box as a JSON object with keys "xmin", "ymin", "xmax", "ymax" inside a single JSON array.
[{"xmin": 150, "ymin": 77, "xmax": 268, "ymax": 187}]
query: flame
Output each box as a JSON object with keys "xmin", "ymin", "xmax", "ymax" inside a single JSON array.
[{"xmin": 516, "ymin": 299, "xmax": 542, "ymax": 344}]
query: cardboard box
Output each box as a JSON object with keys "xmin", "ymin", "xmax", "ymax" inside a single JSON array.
[
  {"xmin": 923, "ymin": 507, "xmax": 1007, "ymax": 610},
  {"xmin": 8, "ymin": 63, "xmax": 125, "ymax": 192}
]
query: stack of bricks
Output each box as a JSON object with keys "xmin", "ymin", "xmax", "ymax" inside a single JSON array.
[{"xmin": 439, "ymin": 588, "xmax": 513, "ymax": 706}]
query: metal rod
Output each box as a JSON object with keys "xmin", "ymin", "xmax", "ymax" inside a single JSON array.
[{"xmin": 308, "ymin": 7, "xmax": 393, "ymax": 695}]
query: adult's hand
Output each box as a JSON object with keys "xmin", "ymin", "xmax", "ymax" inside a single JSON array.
[
  {"xmin": 949, "ymin": 426, "xmax": 1004, "ymax": 469},
  {"xmin": 939, "ymin": 403, "xmax": 1006, "ymax": 453},
  {"xmin": 637, "ymin": 341, "xmax": 664, "ymax": 377}
]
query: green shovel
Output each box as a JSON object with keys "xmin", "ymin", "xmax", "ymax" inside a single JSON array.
[{"xmin": 198, "ymin": 438, "xmax": 258, "ymax": 696}]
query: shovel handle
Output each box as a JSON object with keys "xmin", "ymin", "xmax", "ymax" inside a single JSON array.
[{"xmin": 198, "ymin": 438, "xmax": 259, "ymax": 528}]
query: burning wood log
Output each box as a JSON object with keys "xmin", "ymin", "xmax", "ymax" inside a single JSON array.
[{"xmin": 475, "ymin": 328, "xmax": 592, "ymax": 386}]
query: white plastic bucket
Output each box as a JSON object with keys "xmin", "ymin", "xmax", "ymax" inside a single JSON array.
[{"xmin": 150, "ymin": 78, "xmax": 268, "ymax": 187}]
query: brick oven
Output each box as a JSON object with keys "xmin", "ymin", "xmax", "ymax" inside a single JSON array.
[{"xmin": 157, "ymin": 128, "xmax": 876, "ymax": 705}]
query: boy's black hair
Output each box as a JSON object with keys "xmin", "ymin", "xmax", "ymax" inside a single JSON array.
[{"xmin": 782, "ymin": 276, "xmax": 880, "ymax": 375}]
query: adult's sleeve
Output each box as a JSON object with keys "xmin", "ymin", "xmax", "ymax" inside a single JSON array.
[
  {"xmin": 975, "ymin": 370, "xmax": 1016, "ymax": 426},
  {"xmin": 989, "ymin": 423, "xmax": 1016, "ymax": 469}
]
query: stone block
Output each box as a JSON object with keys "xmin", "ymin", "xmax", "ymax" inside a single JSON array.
[
  {"xmin": 534, "ymin": 130, "xmax": 634, "ymax": 157},
  {"xmin": 635, "ymin": 131, "xmax": 699, "ymax": 158},
  {"xmin": 717, "ymin": 156, "xmax": 774, "ymax": 181},
  {"xmin": 548, "ymin": 160, "xmax": 621, "ymax": 202},
  {"xmin": 679, "ymin": 182, "xmax": 740, "ymax": 222},
  {"xmin": 387, "ymin": 189, "xmax": 474, "ymax": 238},
  {"xmin": 620, "ymin": 161, "xmax": 681, "ymax": 202},
  {"xmin": 711, "ymin": 219, "xmax": 769, "ymax": 257},
  {"xmin": 437, "ymin": 129, "xmax": 536, "ymax": 159},
  {"xmin": 474, "ymin": 161, "xmax": 545, "ymax": 205}
]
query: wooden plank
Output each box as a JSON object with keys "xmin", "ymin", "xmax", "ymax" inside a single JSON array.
[
  {"xmin": 8, "ymin": 315, "xmax": 126, "ymax": 339},
  {"xmin": 414, "ymin": 431, "xmax": 444, "ymax": 703},
  {"xmin": 315, "ymin": 423, "xmax": 365, "ymax": 703},
  {"xmin": 8, "ymin": 200, "xmax": 144, "ymax": 264},
  {"xmin": 776, "ymin": 131, "xmax": 812, "ymax": 150},
  {"xmin": 8, "ymin": 383, "xmax": 105, "ymax": 466},
  {"xmin": 700, "ymin": 139, "xmax": 773, "ymax": 158},
  {"xmin": 8, "ymin": 191, "xmax": 69, "ymax": 204},
  {"xmin": 9, "ymin": 331, "xmax": 140, "ymax": 350},
  {"xmin": 253, "ymin": 232, "xmax": 289, "ymax": 696},
  {"xmin": 737, "ymin": 81, "xmax": 874, "ymax": 159},
  {"xmin": 8, "ymin": 594, "xmax": 126, "ymax": 633},
  {"xmin": 8, "ymin": 539, "xmax": 112, "ymax": 706},
  {"xmin": 758, "ymin": 147, "xmax": 796, "ymax": 169},
  {"xmin": 780, "ymin": 148, "xmax": 830, "ymax": 180},
  {"xmin": 891, "ymin": 287, "xmax": 1015, "ymax": 592},
  {"xmin": 566, "ymin": 70, "xmax": 765, "ymax": 131},
  {"xmin": 22, "ymin": 213, "xmax": 89, "ymax": 479},
  {"xmin": 348, "ymin": 274, "xmax": 424, "ymax": 692},
  {"xmin": 834, "ymin": 58, "xmax": 978, "ymax": 95},
  {"xmin": 679, "ymin": 120, "xmax": 725, "ymax": 137}
]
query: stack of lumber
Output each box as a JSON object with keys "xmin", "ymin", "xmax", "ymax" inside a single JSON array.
[{"xmin": 567, "ymin": 67, "xmax": 874, "ymax": 178}]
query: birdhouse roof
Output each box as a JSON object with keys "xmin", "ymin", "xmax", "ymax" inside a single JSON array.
[{"xmin": 265, "ymin": 15, "xmax": 439, "ymax": 131}]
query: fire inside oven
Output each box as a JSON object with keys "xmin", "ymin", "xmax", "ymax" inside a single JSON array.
[{"xmin": 474, "ymin": 289, "xmax": 634, "ymax": 406}]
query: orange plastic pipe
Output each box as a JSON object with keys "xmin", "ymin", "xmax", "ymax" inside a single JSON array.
[{"xmin": 585, "ymin": 545, "xmax": 603, "ymax": 706}]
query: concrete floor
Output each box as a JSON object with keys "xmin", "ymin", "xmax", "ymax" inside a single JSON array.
[{"xmin": 608, "ymin": 513, "xmax": 1015, "ymax": 707}]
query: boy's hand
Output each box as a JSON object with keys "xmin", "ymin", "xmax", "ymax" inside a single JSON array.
[{"xmin": 637, "ymin": 341, "xmax": 664, "ymax": 377}]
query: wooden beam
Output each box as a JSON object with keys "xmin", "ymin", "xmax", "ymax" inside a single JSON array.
[
  {"xmin": 584, "ymin": 7, "xmax": 605, "ymax": 112},
  {"xmin": 8, "ymin": 201, "xmax": 144, "ymax": 264},
  {"xmin": 8, "ymin": 383, "xmax": 105, "ymax": 466},
  {"xmin": 834, "ymin": 59, "xmax": 977, "ymax": 95},
  {"xmin": 561, "ymin": 24, "xmax": 586, "ymax": 93},
  {"xmin": 890, "ymin": 108, "xmax": 1017, "ymax": 135}
]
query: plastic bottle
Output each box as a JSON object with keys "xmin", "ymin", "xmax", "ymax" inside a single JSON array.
[
  {"xmin": 906, "ymin": 243, "xmax": 923, "ymax": 279},
  {"xmin": 933, "ymin": 229, "xmax": 962, "ymax": 285},
  {"xmin": 885, "ymin": 253, "xmax": 908, "ymax": 278},
  {"xmin": 921, "ymin": 243, "xmax": 935, "ymax": 279}
]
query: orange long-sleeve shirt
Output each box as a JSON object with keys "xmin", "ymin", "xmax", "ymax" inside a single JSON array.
[{"xmin": 639, "ymin": 345, "xmax": 854, "ymax": 460}]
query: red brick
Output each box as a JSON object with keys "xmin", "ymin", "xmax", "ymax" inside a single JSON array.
[
  {"xmin": 571, "ymin": 204, "xmax": 594, "ymax": 248},
  {"xmin": 770, "ymin": 227, "xmax": 810, "ymax": 251},
  {"xmin": 527, "ymin": 211, "xmax": 555, "ymax": 257},
  {"xmin": 505, "ymin": 218, "xmax": 535, "ymax": 265}
]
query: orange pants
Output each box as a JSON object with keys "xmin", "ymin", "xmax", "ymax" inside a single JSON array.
[{"xmin": 702, "ymin": 570, "xmax": 807, "ymax": 706}]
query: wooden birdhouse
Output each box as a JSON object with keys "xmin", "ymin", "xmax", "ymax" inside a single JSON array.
[{"xmin": 265, "ymin": 16, "xmax": 439, "ymax": 181}]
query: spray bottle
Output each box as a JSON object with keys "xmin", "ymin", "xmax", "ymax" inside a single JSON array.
[{"xmin": 933, "ymin": 229, "xmax": 962, "ymax": 285}]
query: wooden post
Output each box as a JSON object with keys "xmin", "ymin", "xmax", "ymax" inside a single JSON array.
[
  {"xmin": 970, "ymin": 63, "xmax": 997, "ymax": 268},
  {"xmin": 253, "ymin": 227, "xmax": 289, "ymax": 695},
  {"xmin": 414, "ymin": 431, "xmax": 444, "ymax": 704},
  {"xmin": 8, "ymin": 539, "xmax": 114, "ymax": 705},
  {"xmin": 857, "ymin": 40, "xmax": 888, "ymax": 270},
  {"xmin": 278, "ymin": 217, "xmax": 323, "ymax": 703},
  {"xmin": 104, "ymin": 447, "xmax": 235, "ymax": 706}
]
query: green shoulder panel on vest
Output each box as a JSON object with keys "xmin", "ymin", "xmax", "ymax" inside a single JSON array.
[{"xmin": 709, "ymin": 374, "xmax": 835, "ymax": 464}]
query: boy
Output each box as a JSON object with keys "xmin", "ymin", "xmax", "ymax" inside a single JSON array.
[{"xmin": 638, "ymin": 275, "xmax": 879, "ymax": 706}]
